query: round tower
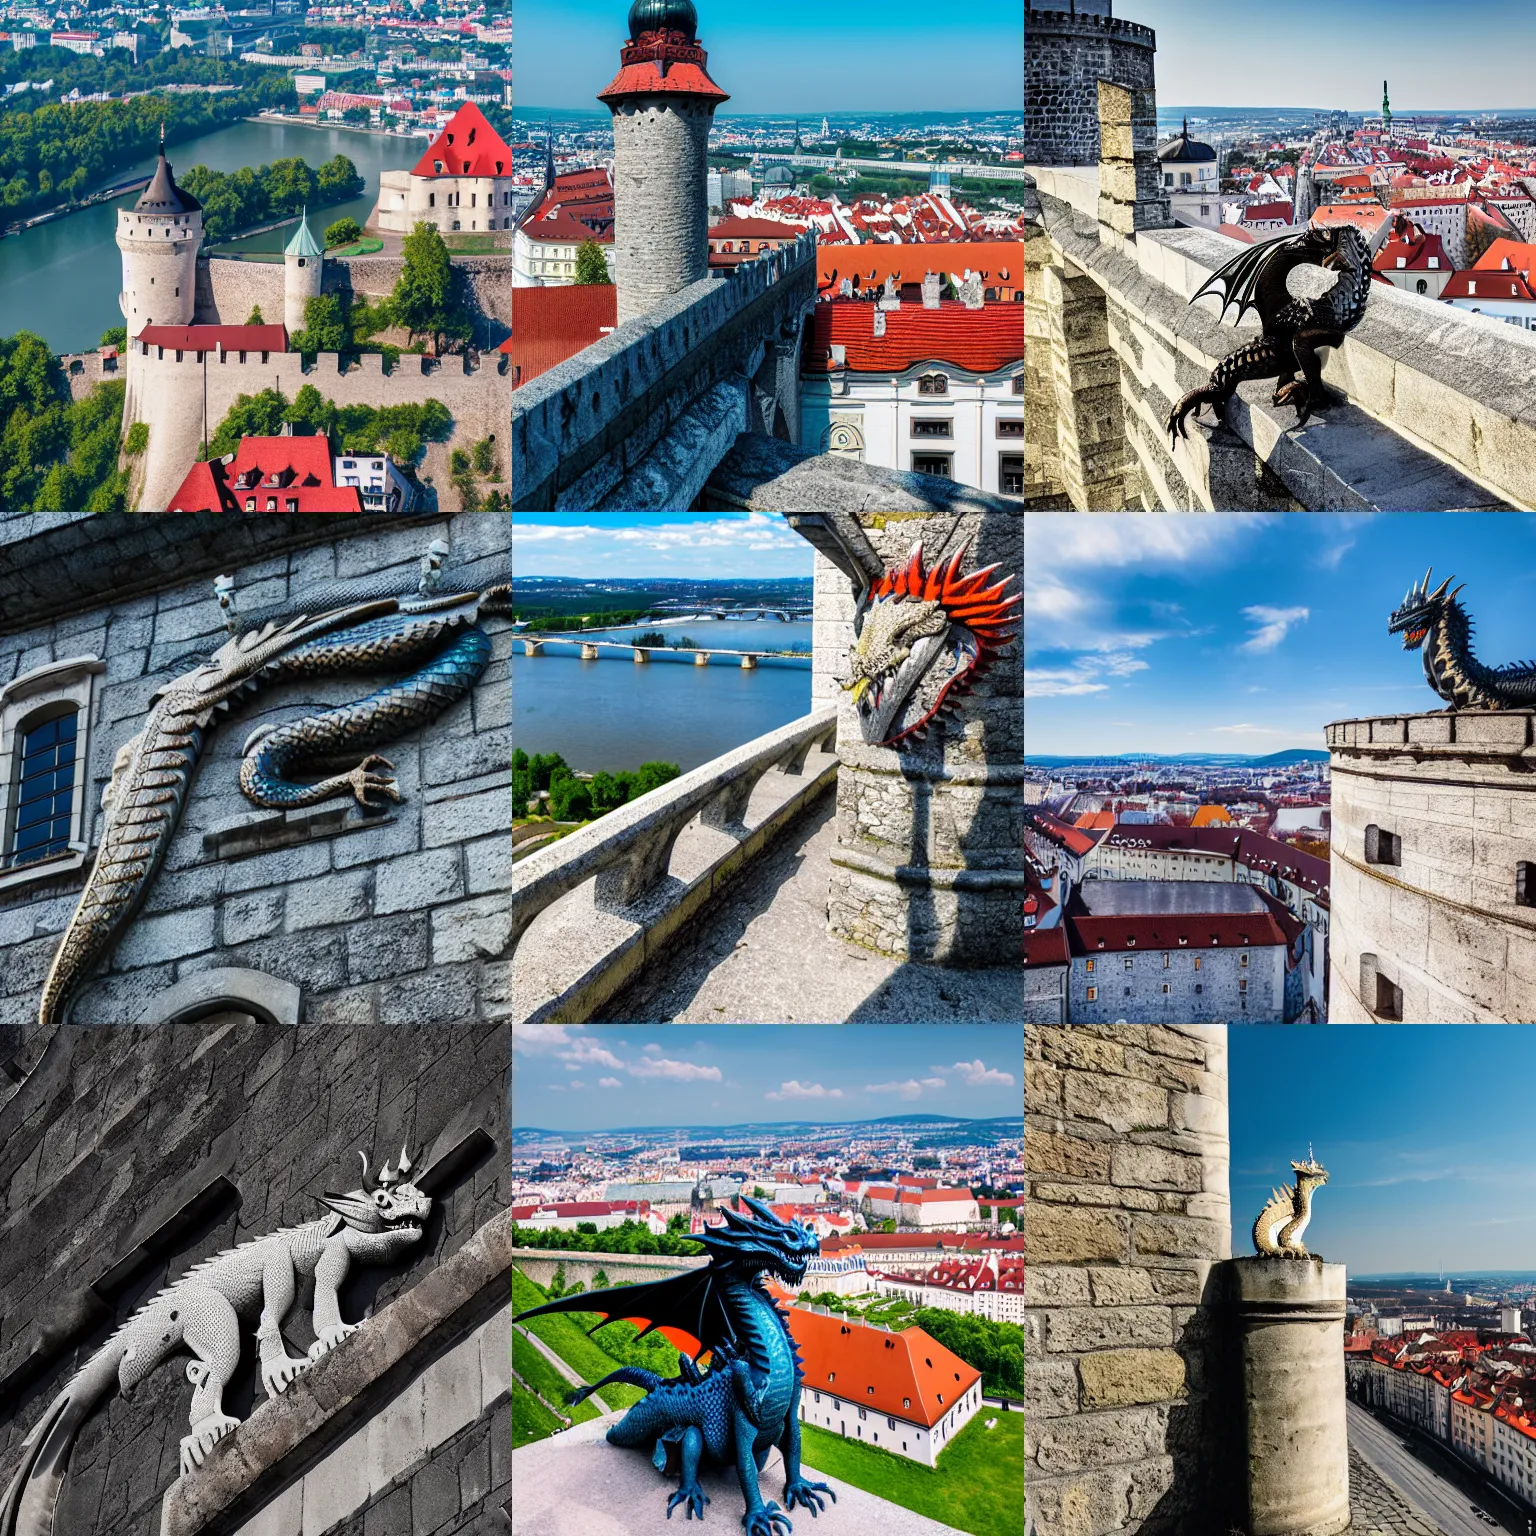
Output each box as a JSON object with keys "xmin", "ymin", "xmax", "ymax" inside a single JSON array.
[
  {"xmin": 116, "ymin": 129, "xmax": 202, "ymax": 335},
  {"xmin": 599, "ymin": 0, "xmax": 729, "ymax": 325},
  {"xmin": 283, "ymin": 208, "xmax": 325, "ymax": 335}
]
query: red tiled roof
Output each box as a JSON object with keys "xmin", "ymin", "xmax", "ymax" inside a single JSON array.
[
  {"xmin": 1073, "ymin": 811, "xmax": 1115, "ymax": 830},
  {"xmin": 709, "ymin": 217, "xmax": 802, "ymax": 240},
  {"xmin": 522, "ymin": 207, "xmax": 614, "ymax": 244},
  {"xmin": 1441, "ymin": 269, "xmax": 1536, "ymax": 300},
  {"xmin": 805, "ymin": 301, "xmax": 1022, "ymax": 375},
  {"xmin": 1473, "ymin": 237, "xmax": 1536, "ymax": 277},
  {"xmin": 599, "ymin": 37, "xmax": 730, "ymax": 107},
  {"xmin": 897, "ymin": 1189, "xmax": 976, "ymax": 1204},
  {"xmin": 1021, "ymin": 928, "xmax": 1069, "ymax": 967},
  {"xmin": 817, "ymin": 242, "xmax": 1023, "ymax": 297},
  {"xmin": 506, "ymin": 285, "xmax": 618, "ymax": 388},
  {"xmin": 820, "ymin": 1233, "xmax": 1025, "ymax": 1255},
  {"xmin": 168, "ymin": 436, "xmax": 363, "ymax": 514},
  {"xmin": 1242, "ymin": 202, "xmax": 1294, "ymax": 222},
  {"xmin": 1025, "ymin": 811, "xmax": 1103, "ymax": 858},
  {"xmin": 139, "ymin": 324, "xmax": 287, "ymax": 352},
  {"xmin": 785, "ymin": 1310, "xmax": 980, "ymax": 1428},
  {"xmin": 411, "ymin": 103, "xmax": 513, "ymax": 178},
  {"xmin": 1067, "ymin": 912, "xmax": 1290, "ymax": 956}
]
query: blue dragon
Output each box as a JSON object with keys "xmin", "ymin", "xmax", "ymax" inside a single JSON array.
[{"xmin": 513, "ymin": 1197, "xmax": 837, "ymax": 1534}]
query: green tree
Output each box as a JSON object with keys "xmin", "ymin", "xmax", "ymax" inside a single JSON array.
[
  {"xmin": 123, "ymin": 421, "xmax": 149, "ymax": 456},
  {"xmin": 573, "ymin": 237, "xmax": 612, "ymax": 285},
  {"xmin": 323, "ymin": 215, "xmax": 362, "ymax": 248},
  {"xmin": 592, "ymin": 1268, "xmax": 610, "ymax": 1290},
  {"xmin": 99, "ymin": 326, "xmax": 126, "ymax": 350},
  {"xmin": 576, "ymin": 1222, "xmax": 599, "ymax": 1236},
  {"xmin": 391, "ymin": 222, "xmax": 470, "ymax": 348},
  {"xmin": 548, "ymin": 771, "xmax": 592, "ymax": 822},
  {"xmin": 205, "ymin": 387, "xmax": 288, "ymax": 457},
  {"xmin": 633, "ymin": 761, "xmax": 681, "ymax": 797},
  {"xmin": 666, "ymin": 1214, "xmax": 689, "ymax": 1235},
  {"xmin": 245, "ymin": 304, "xmax": 264, "ymax": 326},
  {"xmin": 290, "ymin": 293, "xmax": 350, "ymax": 355}
]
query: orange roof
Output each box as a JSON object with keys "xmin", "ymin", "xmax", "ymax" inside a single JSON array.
[
  {"xmin": 897, "ymin": 1188, "xmax": 976, "ymax": 1204},
  {"xmin": 1311, "ymin": 205, "xmax": 1389, "ymax": 233},
  {"xmin": 1474, "ymin": 237, "xmax": 1536, "ymax": 278},
  {"xmin": 818, "ymin": 242, "xmax": 1023, "ymax": 298},
  {"xmin": 1073, "ymin": 811, "xmax": 1115, "ymax": 831},
  {"xmin": 1190, "ymin": 805, "xmax": 1234, "ymax": 827},
  {"xmin": 507, "ymin": 285, "xmax": 618, "ymax": 388},
  {"xmin": 168, "ymin": 436, "xmax": 363, "ymax": 514},
  {"xmin": 709, "ymin": 217, "xmax": 802, "ymax": 241},
  {"xmin": 785, "ymin": 1310, "xmax": 980, "ymax": 1428},
  {"xmin": 805, "ymin": 300, "xmax": 1023, "ymax": 375},
  {"xmin": 411, "ymin": 103, "xmax": 513, "ymax": 179}
]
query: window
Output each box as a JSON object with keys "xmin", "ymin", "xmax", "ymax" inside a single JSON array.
[
  {"xmin": 912, "ymin": 453, "xmax": 952, "ymax": 479},
  {"xmin": 918, "ymin": 374, "xmax": 948, "ymax": 395},
  {"xmin": 7, "ymin": 712, "xmax": 76, "ymax": 868},
  {"xmin": 1085, "ymin": 958, "xmax": 1094, "ymax": 972},
  {"xmin": 1195, "ymin": 983, "xmax": 1202, "ymax": 994},
  {"xmin": 1416, "ymin": 279, "xmax": 1428, "ymax": 295},
  {"xmin": 1123, "ymin": 957, "xmax": 1132, "ymax": 970},
  {"xmin": 1194, "ymin": 956, "xmax": 1201, "ymax": 971},
  {"xmin": 1518, "ymin": 861, "xmax": 1535, "ymax": 907},
  {"xmin": 1240, "ymin": 952, "xmax": 1249, "ymax": 967},
  {"xmin": 1000, "ymin": 455, "xmax": 1024, "ymax": 496},
  {"xmin": 1161, "ymin": 982, "xmax": 1170, "ymax": 994},
  {"xmin": 911, "ymin": 419, "xmax": 952, "ymax": 438},
  {"xmin": 1162, "ymin": 953, "xmax": 1170, "ymax": 969},
  {"xmin": 1239, "ymin": 977, "xmax": 1248, "ymax": 994},
  {"xmin": 1086, "ymin": 986, "xmax": 1097, "ymax": 1002},
  {"xmin": 997, "ymin": 419, "xmax": 1023, "ymax": 438},
  {"xmin": 1012, "ymin": 375, "xmax": 1024, "ymax": 395},
  {"xmin": 1364, "ymin": 824, "xmax": 1401, "ymax": 865}
]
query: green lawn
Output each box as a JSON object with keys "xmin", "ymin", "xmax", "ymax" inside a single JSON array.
[
  {"xmin": 797, "ymin": 1410, "xmax": 1022, "ymax": 1536},
  {"xmin": 328, "ymin": 237, "xmax": 385, "ymax": 256},
  {"xmin": 512, "ymin": 1330, "xmax": 602, "ymax": 1425},
  {"xmin": 512, "ymin": 1381, "xmax": 562, "ymax": 1447},
  {"xmin": 511, "ymin": 1267, "xmax": 646, "ymax": 1409},
  {"xmin": 442, "ymin": 232, "xmax": 511, "ymax": 253}
]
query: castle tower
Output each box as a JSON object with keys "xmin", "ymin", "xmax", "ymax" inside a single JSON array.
[
  {"xmin": 599, "ymin": 0, "xmax": 729, "ymax": 325},
  {"xmin": 283, "ymin": 208, "xmax": 324, "ymax": 335},
  {"xmin": 116, "ymin": 128, "xmax": 202, "ymax": 335},
  {"xmin": 1382, "ymin": 78, "xmax": 1392, "ymax": 135}
]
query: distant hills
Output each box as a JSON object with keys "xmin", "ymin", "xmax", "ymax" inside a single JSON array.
[
  {"xmin": 514, "ymin": 1113, "xmax": 1023, "ymax": 1141},
  {"xmin": 1026, "ymin": 750, "xmax": 1328, "ymax": 768}
]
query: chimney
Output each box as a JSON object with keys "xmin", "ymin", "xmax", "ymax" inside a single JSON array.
[
  {"xmin": 873, "ymin": 310, "xmax": 886, "ymax": 337},
  {"xmin": 839, "ymin": 277, "xmax": 852, "ymax": 297},
  {"xmin": 922, "ymin": 271, "xmax": 941, "ymax": 308}
]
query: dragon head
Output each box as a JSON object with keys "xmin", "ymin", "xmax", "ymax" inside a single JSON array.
[
  {"xmin": 1291, "ymin": 1152, "xmax": 1328, "ymax": 1191},
  {"xmin": 320, "ymin": 1145, "xmax": 432, "ymax": 1234},
  {"xmin": 843, "ymin": 541, "xmax": 1020, "ymax": 747},
  {"xmin": 696, "ymin": 1195, "xmax": 821, "ymax": 1288},
  {"xmin": 1388, "ymin": 567, "xmax": 1461, "ymax": 651}
]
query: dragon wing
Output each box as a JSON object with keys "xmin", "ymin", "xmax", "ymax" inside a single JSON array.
[
  {"xmin": 512, "ymin": 1267, "xmax": 737, "ymax": 1362},
  {"xmin": 1189, "ymin": 231, "xmax": 1304, "ymax": 326}
]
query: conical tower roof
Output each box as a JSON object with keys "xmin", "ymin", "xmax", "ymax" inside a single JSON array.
[
  {"xmin": 285, "ymin": 208, "xmax": 323, "ymax": 259},
  {"xmin": 135, "ymin": 126, "xmax": 200, "ymax": 215}
]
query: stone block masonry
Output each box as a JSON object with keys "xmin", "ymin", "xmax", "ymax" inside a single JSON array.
[
  {"xmin": 1026, "ymin": 1026, "xmax": 1235, "ymax": 1536},
  {"xmin": 1024, "ymin": 5, "xmax": 1157, "ymax": 167}
]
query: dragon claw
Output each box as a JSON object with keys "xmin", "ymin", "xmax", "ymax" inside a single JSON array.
[
  {"xmin": 742, "ymin": 1505, "xmax": 793, "ymax": 1536},
  {"xmin": 785, "ymin": 1479, "xmax": 835, "ymax": 1515},
  {"xmin": 308, "ymin": 1322, "xmax": 359, "ymax": 1360},
  {"xmin": 179, "ymin": 1412, "xmax": 241, "ymax": 1474},
  {"xmin": 668, "ymin": 1485, "xmax": 710, "ymax": 1520},
  {"xmin": 261, "ymin": 1355, "xmax": 311, "ymax": 1397},
  {"xmin": 343, "ymin": 755, "xmax": 400, "ymax": 807}
]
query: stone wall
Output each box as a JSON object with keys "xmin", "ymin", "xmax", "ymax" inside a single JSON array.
[
  {"xmin": 1066, "ymin": 945, "xmax": 1285, "ymax": 1024},
  {"xmin": 1023, "ymin": 4, "xmax": 1157, "ymax": 167},
  {"xmin": 123, "ymin": 346, "xmax": 513, "ymax": 512},
  {"xmin": 1327, "ymin": 711, "xmax": 1536, "ymax": 1022},
  {"xmin": 1025, "ymin": 1025, "xmax": 1234, "ymax": 1536},
  {"xmin": 0, "ymin": 1018, "xmax": 509, "ymax": 1536},
  {"xmin": 0, "ymin": 514, "xmax": 510, "ymax": 1038}
]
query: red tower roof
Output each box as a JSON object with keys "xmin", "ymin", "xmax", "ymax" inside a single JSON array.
[
  {"xmin": 599, "ymin": 25, "xmax": 729, "ymax": 106},
  {"xmin": 411, "ymin": 103, "xmax": 514, "ymax": 179},
  {"xmin": 167, "ymin": 437, "xmax": 364, "ymax": 513}
]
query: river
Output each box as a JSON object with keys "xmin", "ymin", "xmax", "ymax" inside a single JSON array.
[
  {"xmin": 0, "ymin": 119, "xmax": 419, "ymax": 353},
  {"xmin": 512, "ymin": 620, "xmax": 814, "ymax": 774}
]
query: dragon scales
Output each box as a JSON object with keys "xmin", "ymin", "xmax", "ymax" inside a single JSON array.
[
  {"xmin": 0, "ymin": 1149, "xmax": 430, "ymax": 1536},
  {"xmin": 1387, "ymin": 569, "xmax": 1536, "ymax": 710},
  {"xmin": 1252, "ymin": 1153, "xmax": 1329, "ymax": 1258},
  {"xmin": 33, "ymin": 542, "xmax": 509, "ymax": 1036}
]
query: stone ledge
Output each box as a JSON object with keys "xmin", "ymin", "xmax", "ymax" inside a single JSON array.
[
  {"xmin": 161, "ymin": 1206, "xmax": 513, "ymax": 1536},
  {"xmin": 510, "ymin": 1411, "xmax": 970, "ymax": 1536},
  {"xmin": 1327, "ymin": 710, "xmax": 1536, "ymax": 768},
  {"xmin": 201, "ymin": 803, "xmax": 397, "ymax": 861}
]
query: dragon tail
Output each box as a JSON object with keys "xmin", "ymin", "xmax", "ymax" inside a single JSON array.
[
  {"xmin": 0, "ymin": 1342, "xmax": 122, "ymax": 1536},
  {"xmin": 1204, "ymin": 337, "xmax": 1283, "ymax": 403},
  {"xmin": 567, "ymin": 1367, "xmax": 663, "ymax": 1406}
]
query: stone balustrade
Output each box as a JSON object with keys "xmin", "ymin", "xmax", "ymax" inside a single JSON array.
[
  {"xmin": 510, "ymin": 707, "xmax": 839, "ymax": 1023},
  {"xmin": 1028, "ymin": 167, "xmax": 1536, "ymax": 510}
]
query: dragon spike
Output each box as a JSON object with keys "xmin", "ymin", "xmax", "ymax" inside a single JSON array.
[
  {"xmin": 358, "ymin": 1151, "xmax": 375, "ymax": 1193},
  {"xmin": 1428, "ymin": 576, "xmax": 1452, "ymax": 602},
  {"xmin": 378, "ymin": 1144, "xmax": 417, "ymax": 1189},
  {"xmin": 1449, "ymin": 584, "xmax": 1465, "ymax": 600}
]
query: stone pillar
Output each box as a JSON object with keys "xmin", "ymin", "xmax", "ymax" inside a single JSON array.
[
  {"xmin": 1023, "ymin": 220, "xmax": 1068, "ymax": 505},
  {"xmin": 580, "ymin": 643, "xmax": 599, "ymax": 660},
  {"xmin": 693, "ymin": 651, "xmax": 710, "ymax": 665},
  {"xmin": 740, "ymin": 654, "xmax": 756, "ymax": 669},
  {"xmin": 1097, "ymin": 81, "xmax": 1170, "ymax": 236},
  {"xmin": 521, "ymin": 640, "xmax": 543, "ymax": 656},
  {"xmin": 798, "ymin": 510, "xmax": 1022, "ymax": 966},
  {"xmin": 633, "ymin": 647, "xmax": 650, "ymax": 663},
  {"xmin": 1232, "ymin": 1258, "xmax": 1349, "ymax": 1536},
  {"xmin": 1043, "ymin": 259, "xmax": 1129, "ymax": 511}
]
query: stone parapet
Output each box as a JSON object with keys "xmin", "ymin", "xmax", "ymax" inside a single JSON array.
[
  {"xmin": 1025, "ymin": 1025, "xmax": 1234, "ymax": 1536},
  {"xmin": 1028, "ymin": 181, "xmax": 1527, "ymax": 510},
  {"xmin": 1327, "ymin": 710, "xmax": 1536, "ymax": 1021},
  {"xmin": 1024, "ymin": 6, "xmax": 1156, "ymax": 167}
]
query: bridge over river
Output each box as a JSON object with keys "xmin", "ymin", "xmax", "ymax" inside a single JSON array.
[{"xmin": 516, "ymin": 635, "xmax": 810, "ymax": 669}]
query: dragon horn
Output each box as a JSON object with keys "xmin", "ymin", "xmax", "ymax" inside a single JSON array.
[
  {"xmin": 1428, "ymin": 576, "xmax": 1452, "ymax": 601},
  {"xmin": 358, "ymin": 1151, "xmax": 375, "ymax": 1192},
  {"xmin": 1449, "ymin": 584, "xmax": 1465, "ymax": 600},
  {"xmin": 398, "ymin": 1143, "xmax": 414, "ymax": 1177}
]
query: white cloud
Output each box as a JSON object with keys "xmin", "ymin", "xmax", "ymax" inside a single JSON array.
[
  {"xmin": 865, "ymin": 1080, "xmax": 927, "ymax": 1100},
  {"xmin": 1241, "ymin": 605, "xmax": 1309, "ymax": 653},
  {"xmin": 630, "ymin": 1057, "xmax": 723, "ymax": 1082},
  {"xmin": 1211, "ymin": 722, "xmax": 1311, "ymax": 738},
  {"xmin": 920, "ymin": 1076, "xmax": 946, "ymax": 1089},
  {"xmin": 939, "ymin": 1059, "xmax": 1016, "ymax": 1087},
  {"xmin": 642, "ymin": 1043, "xmax": 662, "ymax": 1055},
  {"xmin": 1026, "ymin": 650, "xmax": 1149, "ymax": 698},
  {"xmin": 598, "ymin": 1077, "xmax": 622, "ymax": 1088},
  {"xmin": 512, "ymin": 1025, "xmax": 571, "ymax": 1053},
  {"xmin": 765, "ymin": 1080, "xmax": 844, "ymax": 1101},
  {"xmin": 570, "ymin": 1080, "xmax": 586, "ymax": 1089},
  {"xmin": 558, "ymin": 1039, "xmax": 626, "ymax": 1070}
]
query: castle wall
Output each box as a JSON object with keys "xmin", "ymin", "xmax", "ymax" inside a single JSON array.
[
  {"xmin": 0, "ymin": 514, "xmax": 510, "ymax": 1039},
  {"xmin": 124, "ymin": 347, "xmax": 512, "ymax": 512},
  {"xmin": 609, "ymin": 98, "xmax": 714, "ymax": 324},
  {"xmin": 1023, "ymin": 5, "xmax": 1157, "ymax": 166},
  {"xmin": 1326, "ymin": 711, "xmax": 1536, "ymax": 1022},
  {"xmin": 1025, "ymin": 1024, "xmax": 1235, "ymax": 1536}
]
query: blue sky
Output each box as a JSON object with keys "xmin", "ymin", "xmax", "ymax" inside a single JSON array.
[
  {"xmin": 1230, "ymin": 1026, "xmax": 1536, "ymax": 1275},
  {"xmin": 1131, "ymin": 0, "xmax": 1536, "ymax": 111},
  {"xmin": 515, "ymin": 0, "xmax": 1024, "ymax": 114},
  {"xmin": 512, "ymin": 513, "xmax": 814, "ymax": 580},
  {"xmin": 511, "ymin": 1025, "xmax": 1022, "ymax": 1129},
  {"xmin": 1024, "ymin": 513, "xmax": 1536, "ymax": 756}
]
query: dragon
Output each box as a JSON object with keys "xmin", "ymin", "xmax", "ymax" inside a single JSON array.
[
  {"xmin": 1252, "ymin": 1152, "xmax": 1329, "ymax": 1258},
  {"xmin": 842, "ymin": 541, "xmax": 1019, "ymax": 748},
  {"xmin": 512, "ymin": 1196, "xmax": 836, "ymax": 1536},
  {"xmin": 25, "ymin": 539, "xmax": 509, "ymax": 1045},
  {"xmin": 1388, "ymin": 569, "xmax": 1536, "ymax": 710},
  {"xmin": 1166, "ymin": 223, "xmax": 1373, "ymax": 446},
  {"xmin": 0, "ymin": 1147, "xmax": 430, "ymax": 1536}
]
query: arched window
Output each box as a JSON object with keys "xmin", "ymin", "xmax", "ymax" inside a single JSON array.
[
  {"xmin": 8, "ymin": 706, "xmax": 76, "ymax": 867},
  {"xmin": 1416, "ymin": 279, "xmax": 1427, "ymax": 295}
]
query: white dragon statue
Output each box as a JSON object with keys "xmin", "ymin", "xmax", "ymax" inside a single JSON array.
[
  {"xmin": 1252, "ymin": 1151, "xmax": 1329, "ymax": 1258},
  {"xmin": 0, "ymin": 1147, "xmax": 430, "ymax": 1536}
]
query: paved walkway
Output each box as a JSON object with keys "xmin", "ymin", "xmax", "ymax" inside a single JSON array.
[
  {"xmin": 1349, "ymin": 1403, "xmax": 1494, "ymax": 1536},
  {"xmin": 1351, "ymin": 1449, "xmax": 1449, "ymax": 1536},
  {"xmin": 516, "ymin": 1323, "xmax": 613, "ymax": 1414},
  {"xmin": 593, "ymin": 798, "xmax": 1021, "ymax": 1024}
]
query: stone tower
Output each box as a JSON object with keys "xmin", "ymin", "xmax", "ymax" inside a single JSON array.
[
  {"xmin": 116, "ymin": 129, "xmax": 202, "ymax": 335},
  {"xmin": 599, "ymin": 0, "xmax": 728, "ymax": 325},
  {"xmin": 1023, "ymin": 0, "xmax": 1157, "ymax": 166},
  {"xmin": 283, "ymin": 208, "xmax": 325, "ymax": 334}
]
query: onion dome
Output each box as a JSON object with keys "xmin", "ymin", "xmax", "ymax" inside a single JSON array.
[
  {"xmin": 1158, "ymin": 117, "xmax": 1217, "ymax": 165},
  {"xmin": 628, "ymin": 0, "xmax": 698, "ymax": 39}
]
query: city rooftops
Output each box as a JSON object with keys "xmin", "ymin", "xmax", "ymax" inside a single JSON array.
[
  {"xmin": 805, "ymin": 301, "xmax": 1024, "ymax": 375},
  {"xmin": 1076, "ymin": 881, "xmax": 1270, "ymax": 917}
]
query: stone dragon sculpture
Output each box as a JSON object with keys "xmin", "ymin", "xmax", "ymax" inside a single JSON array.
[
  {"xmin": 1388, "ymin": 569, "xmax": 1536, "ymax": 710},
  {"xmin": 1167, "ymin": 223, "xmax": 1373, "ymax": 445},
  {"xmin": 27, "ymin": 541, "xmax": 509, "ymax": 1044},
  {"xmin": 1252, "ymin": 1152, "xmax": 1329, "ymax": 1258},
  {"xmin": 842, "ymin": 541, "xmax": 1019, "ymax": 748},
  {"xmin": 512, "ymin": 1196, "xmax": 835, "ymax": 1536},
  {"xmin": 0, "ymin": 1148, "xmax": 430, "ymax": 1536}
]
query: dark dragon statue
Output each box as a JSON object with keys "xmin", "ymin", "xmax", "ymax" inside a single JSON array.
[
  {"xmin": 22, "ymin": 541, "xmax": 508, "ymax": 1053},
  {"xmin": 1, "ymin": 1148, "xmax": 430, "ymax": 1536},
  {"xmin": 1388, "ymin": 569, "xmax": 1536, "ymax": 710},
  {"xmin": 1166, "ymin": 223, "xmax": 1373, "ymax": 446},
  {"xmin": 512, "ymin": 1197, "xmax": 836, "ymax": 1535}
]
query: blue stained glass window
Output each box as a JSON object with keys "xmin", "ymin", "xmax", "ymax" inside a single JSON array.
[{"xmin": 9, "ymin": 711, "xmax": 77, "ymax": 867}]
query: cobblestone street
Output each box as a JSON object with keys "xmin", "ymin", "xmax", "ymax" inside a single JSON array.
[{"xmin": 1352, "ymin": 1451, "xmax": 1449, "ymax": 1536}]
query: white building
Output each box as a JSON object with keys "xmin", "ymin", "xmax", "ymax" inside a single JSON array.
[
  {"xmin": 1504, "ymin": 1307, "xmax": 1524, "ymax": 1334},
  {"xmin": 869, "ymin": 1252, "xmax": 1025, "ymax": 1323},
  {"xmin": 371, "ymin": 102, "xmax": 515, "ymax": 235},
  {"xmin": 799, "ymin": 1252, "xmax": 874, "ymax": 1297},
  {"xmin": 332, "ymin": 451, "xmax": 415, "ymax": 514},
  {"xmin": 896, "ymin": 1188, "xmax": 981, "ymax": 1229},
  {"xmin": 708, "ymin": 168, "xmax": 752, "ymax": 211}
]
